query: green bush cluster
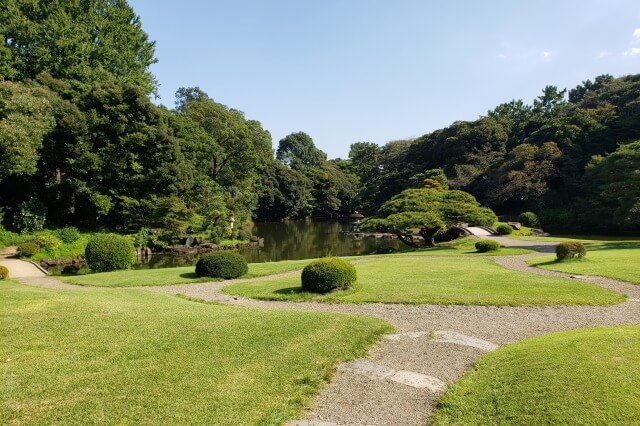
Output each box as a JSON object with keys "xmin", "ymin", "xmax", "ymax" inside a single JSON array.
[
  {"xmin": 85, "ymin": 233, "xmax": 136, "ymax": 272},
  {"xmin": 0, "ymin": 265, "xmax": 8, "ymax": 279},
  {"xmin": 30, "ymin": 232, "xmax": 62, "ymax": 252},
  {"xmin": 475, "ymin": 240, "xmax": 501, "ymax": 252},
  {"xmin": 17, "ymin": 242, "xmax": 40, "ymax": 257},
  {"xmin": 195, "ymin": 251, "xmax": 248, "ymax": 279},
  {"xmin": 301, "ymin": 258, "xmax": 357, "ymax": 293},
  {"xmin": 555, "ymin": 241, "xmax": 586, "ymax": 260},
  {"xmin": 496, "ymin": 224, "xmax": 513, "ymax": 235},
  {"xmin": 518, "ymin": 211, "xmax": 539, "ymax": 228},
  {"xmin": 55, "ymin": 226, "xmax": 80, "ymax": 243}
]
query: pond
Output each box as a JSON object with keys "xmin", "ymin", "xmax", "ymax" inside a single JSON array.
[{"xmin": 134, "ymin": 219, "xmax": 405, "ymax": 269}]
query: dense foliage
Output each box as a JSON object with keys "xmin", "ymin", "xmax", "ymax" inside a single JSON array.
[
  {"xmin": 195, "ymin": 251, "xmax": 248, "ymax": 279},
  {"xmin": 1, "ymin": 0, "xmax": 638, "ymax": 238},
  {"xmin": 362, "ymin": 180, "xmax": 497, "ymax": 247},
  {"xmin": 17, "ymin": 242, "xmax": 39, "ymax": 257},
  {"xmin": 85, "ymin": 233, "xmax": 136, "ymax": 272},
  {"xmin": 301, "ymin": 258, "xmax": 357, "ymax": 293},
  {"xmin": 475, "ymin": 240, "xmax": 501, "ymax": 252},
  {"xmin": 518, "ymin": 212, "xmax": 539, "ymax": 228},
  {"xmin": 496, "ymin": 224, "xmax": 513, "ymax": 235},
  {"xmin": 555, "ymin": 242, "xmax": 587, "ymax": 260}
]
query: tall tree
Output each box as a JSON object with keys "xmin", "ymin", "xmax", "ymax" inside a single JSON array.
[
  {"xmin": 276, "ymin": 132, "xmax": 327, "ymax": 170},
  {"xmin": 1, "ymin": 0, "xmax": 157, "ymax": 93}
]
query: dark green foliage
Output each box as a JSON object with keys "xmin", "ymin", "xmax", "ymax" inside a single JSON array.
[
  {"xmin": 555, "ymin": 242, "xmax": 587, "ymax": 260},
  {"xmin": 0, "ymin": 265, "xmax": 8, "ymax": 279},
  {"xmin": 475, "ymin": 240, "xmax": 501, "ymax": 252},
  {"xmin": 12, "ymin": 199, "xmax": 47, "ymax": 233},
  {"xmin": 362, "ymin": 181, "xmax": 497, "ymax": 247},
  {"xmin": 195, "ymin": 251, "xmax": 248, "ymax": 279},
  {"xmin": 55, "ymin": 226, "xmax": 80, "ymax": 244},
  {"xmin": 276, "ymin": 132, "xmax": 327, "ymax": 170},
  {"xmin": 496, "ymin": 224, "xmax": 513, "ymax": 235},
  {"xmin": 301, "ymin": 258, "xmax": 357, "ymax": 293},
  {"xmin": 518, "ymin": 212, "xmax": 539, "ymax": 228},
  {"xmin": 17, "ymin": 242, "xmax": 40, "ymax": 257},
  {"xmin": 85, "ymin": 234, "xmax": 136, "ymax": 272}
]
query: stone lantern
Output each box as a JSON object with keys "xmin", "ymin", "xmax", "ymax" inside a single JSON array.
[{"xmin": 349, "ymin": 211, "xmax": 364, "ymax": 232}]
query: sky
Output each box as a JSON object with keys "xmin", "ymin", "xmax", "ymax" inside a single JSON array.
[{"xmin": 130, "ymin": 0, "xmax": 640, "ymax": 159}]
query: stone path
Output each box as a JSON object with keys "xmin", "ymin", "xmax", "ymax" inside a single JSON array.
[{"xmin": 5, "ymin": 237, "xmax": 640, "ymax": 425}]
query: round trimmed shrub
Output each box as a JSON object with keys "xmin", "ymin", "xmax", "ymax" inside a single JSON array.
[
  {"xmin": 555, "ymin": 241, "xmax": 586, "ymax": 260},
  {"xmin": 0, "ymin": 265, "xmax": 8, "ymax": 279},
  {"xmin": 195, "ymin": 251, "xmax": 248, "ymax": 279},
  {"xmin": 17, "ymin": 242, "xmax": 40, "ymax": 257},
  {"xmin": 301, "ymin": 257, "xmax": 357, "ymax": 293},
  {"xmin": 475, "ymin": 240, "xmax": 501, "ymax": 252},
  {"xmin": 85, "ymin": 233, "xmax": 136, "ymax": 272},
  {"xmin": 518, "ymin": 212, "xmax": 539, "ymax": 228},
  {"xmin": 496, "ymin": 224, "xmax": 513, "ymax": 235},
  {"xmin": 56, "ymin": 226, "xmax": 80, "ymax": 243}
]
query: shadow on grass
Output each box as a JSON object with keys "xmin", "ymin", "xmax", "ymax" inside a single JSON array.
[
  {"xmin": 273, "ymin": 286, "xmax": 305, "ymax": 295},
  {"xmin": 585, "ymin": 241, "xmax": 640, "ymax": 251},
  {"xmin": 179, "ymin": 272, "xmax": 200, "ymax": 279}
]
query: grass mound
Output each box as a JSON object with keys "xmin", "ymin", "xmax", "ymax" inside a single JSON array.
[
  {"xmin": 0, "ymin": 281, "xmax": 391, "ymax": 424},
  {"xmin": 433, "ymin": 326, "xmax": 640, "ymax": 425},
  {"xmin": 224, "ymin": 256, "xmax": 624, "ymax": 306}
]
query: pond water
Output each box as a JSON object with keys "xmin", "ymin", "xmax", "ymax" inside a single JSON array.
[{"xmin": 134, "ymin": 219, "xmax": 405, "ymax": 269}]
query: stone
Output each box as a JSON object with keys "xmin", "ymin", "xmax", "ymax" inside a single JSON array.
[
  {"xmin": 340, "ymin": 359, "xmax": 395, "ymax": 380},
  {"xmin": 388, "ymin": 370, "xmax": 447, "ymax": 392},
  {"xmin": 433, "ymin": 331, "xmax": 499, "ymax": 352}
]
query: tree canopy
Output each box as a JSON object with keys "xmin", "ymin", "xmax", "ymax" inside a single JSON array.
[{"xmin": 362, "ymin": 181, "xmax": 496, "ymax": 247}]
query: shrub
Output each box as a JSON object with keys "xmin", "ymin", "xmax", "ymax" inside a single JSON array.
[
  {"xmin": 85, "ymin": 233, "xmax": 136, "ymax": 272},
  {"xmin": 0, "ymin": 265, "xmax": 8, "ymax": 279},
  {"xmin": 475, "ymin": 240, "xmax": 501, "ymax": 252},
  {"xmin": 518, "ymin": 212, "xmax": 539, "ymax": 228},
  {"xmin": 496, "ymin": 224, "xmax": 513, "ymax": 235},
  {"xmin": 555, "ymin": 241, "xmax": 586, "ymax": 260},
  {"xmin": 13, "ymin": 198, "xmax": 47, "ymax": 233},
  {"xmin": 301, "ymin": 258, "xmax": 357, "ymax": 293},
  {"xmin": 30, "ymin": 232, "xmax": 62, "ymax": 252},
  {"xmin": 195, "ymin": 251, "xmax": 248, "ymax": 279},
  {"xmin": 17, "ymin": 242, "xmax": 40, "ymax": 257},
  {"xmin": 56, "ymin": 226, "xmax": 80, "ymax": 243}
]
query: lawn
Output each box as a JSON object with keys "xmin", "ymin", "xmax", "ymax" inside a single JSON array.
[
  {"xmin": 528, "ymin": 241, "xmax": 640, "ymax": 284},
  {"xmin": 432, "ymin": 326, "xmax": 640, "ymax": 425},
  {"xmin": 61, "ymin": 258, "xmax": 314, "ymax": 287},
  {"xmin": 0, "ymin": 281, "xmax": 391, "ymax": 425},
  {"xmin": 223, "ymin": 256, "xmax": 625, "ymax": 306},
  {"xmin": 389, "ymin": 237, "xmax": 531, "ymax": 257}
]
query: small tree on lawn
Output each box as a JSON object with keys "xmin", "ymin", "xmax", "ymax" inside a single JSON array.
[{"xmin": 362, "ymin": 179, "xmax": 497, "ymax": 247}]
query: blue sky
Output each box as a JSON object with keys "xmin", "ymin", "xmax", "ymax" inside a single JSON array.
[{"xmin": 130, "ymin": 0, "xmax": 640, "ymax": 158}]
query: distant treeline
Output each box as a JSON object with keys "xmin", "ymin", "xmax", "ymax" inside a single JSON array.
[{"xmin": 1, "ymin": 0, "xmax": 638, "ymax": 238}]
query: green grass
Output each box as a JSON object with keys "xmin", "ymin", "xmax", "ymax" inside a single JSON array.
[
  {"xmin": 223, "ymin": 256, "xmax": 624, "ymax": 306},
  {"xmin": 0, "ymin": 280, "xmax": 391, "ymax": 425},
  {"xmin": 528, "ymin": 241, "xmax": 640, "ymax": 284},
  {"xmin": 433, "ymin": 326, "xmax": 640, "ymax": 425},
  {"xmin": 60, "ymin": 258, "xmax": 314, "ymax": 287},
  {"xmin": 389, "ymin": 238, "xmax": 531, "ymax": 257}
]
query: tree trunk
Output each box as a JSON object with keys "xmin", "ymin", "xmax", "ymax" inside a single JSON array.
[
  {"xmin": 396, "ymin": 233, "xmax": 421, "ymax": 248},
  {"xmin": 419, "ymin": 227, "xmax": 440, "ymax": 247}
]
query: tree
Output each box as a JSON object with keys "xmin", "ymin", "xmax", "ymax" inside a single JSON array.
[
  {"xmin": 362, "ymin": 181, "xmax": 496, "ymax": 247},
  {"xmin": 254, "ymin": 161, "xmax": 312, "ymax": 221},
  {"xmin": 276, "ymin": 132, "xmax": 327, "ymax": 170},
  {"xmin": 0, "ymin": 80, "xmax": 55, "ymax": 179},
  {"xmin": 1, "ymin": 0, "xmax": 157, "ymax": 94},
  {"xmin": 583, "ymin": 141, "xmax": 640, "ymax": 229}
]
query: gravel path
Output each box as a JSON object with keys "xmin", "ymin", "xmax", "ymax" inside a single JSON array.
[{"xmin": 6, "ymin": 237, "xmax": 640, "ymax": 425}]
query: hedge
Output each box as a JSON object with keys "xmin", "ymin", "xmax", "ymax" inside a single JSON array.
[
  {"xmin": 301, "ymin": 258, "xmax": 357, "ymax": 293},
  {"xmin": 85, "ymin": 233, "xmax": 136, "ymax": 272},
  {"xmin": 195, "ymin": 251, "xmax": 248, "ymax": 279}
]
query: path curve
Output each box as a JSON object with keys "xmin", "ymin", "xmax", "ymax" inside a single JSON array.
[{"xmin": 7, "ymin": 237, "xmax": 640, "ymax": 425}]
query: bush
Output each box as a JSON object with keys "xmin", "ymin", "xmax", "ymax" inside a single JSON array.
[
  {"xmin": 195, "ymin": 251, "xmax": 248, "ymax": 279},
  {"xmin": 301, "ymin": 258, "xmax": 357, "ymax": 293},
  {"xmin": 496, "ymin": 224, "xmax": 513, "ymax": 235},
  {"xmin": 13, "ymin": 198, "xmax": 47, "ymax": 233},
  {"xmin": 17, "ymin": 242, "xmax": 40, "ymax": 257},
  {"xmin": 0, "ymin": 265, "xmax": 8, "ymax": 279},
  {"xmin": 555, "ymin": 241, "xmax": 586, "ymax": 260},
  {"xmin": 475, "ymin": 240, "xmax": 501, "ymax": 252},
  {"xmin": 56, "ymin": 226, "xmax": 80, "ymax": 243},
  {"xmin": 85, "ymin": 233, "xmax": 136, "ymax": 272},
  {"xmin": 30, "ymin": 232, "xmax": 62, "ymax": 252},
  {"xmin": 518, "ymin": 212, "xmax": 539, "ymax": 228}
]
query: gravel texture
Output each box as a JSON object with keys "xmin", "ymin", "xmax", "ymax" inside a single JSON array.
[{"xmin": 6, "ymin": 238, "xmax": 640, "ymax": 426}]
